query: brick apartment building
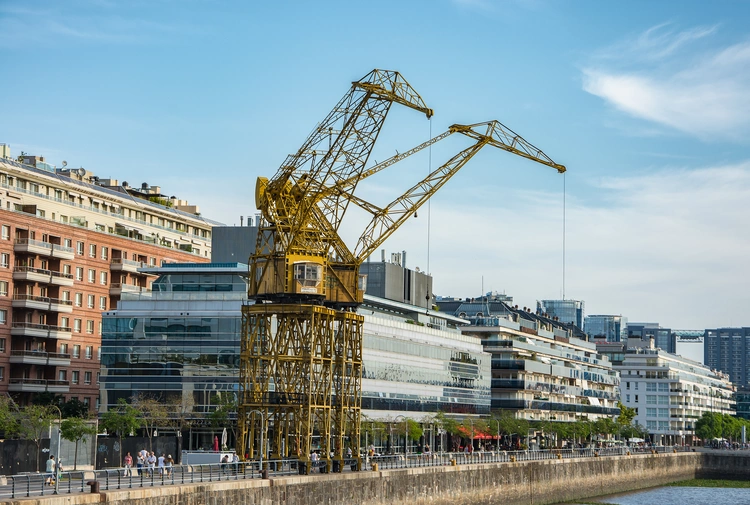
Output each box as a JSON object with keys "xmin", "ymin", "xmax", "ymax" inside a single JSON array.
[{"xmin": 0, "ymin": 145, "xmax": 219, "ymax": 411}]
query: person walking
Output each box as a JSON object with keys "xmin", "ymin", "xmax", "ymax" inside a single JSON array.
[
  {"xmin": 123, "ymin": 452, "xmax": 133, "ymax": 477},
  {"xmin": 147, "ymin": 452, "xmax": 156, "ymax": 477},
  {"xmin": 136, "ymin": 451, "xmax": 144, "ymax": 476},
  {"xmin": 56, "ymin": 458, "xmax": 64, "ymax": 483},
  {"xmin": 165, "ymin": 454, "xmax": 174, "ymax": 476},
  {"xmin": 45, "ymin": 455, "xmax": 56, "ymax": 486},
  {"xmin": 157, "ymin": 454, "xmax": 165, "ymax": 476}
]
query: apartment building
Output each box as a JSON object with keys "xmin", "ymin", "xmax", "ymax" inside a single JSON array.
[{"xmin": 0, "ymin": 147, "xmax": 218, "ymax": 410}]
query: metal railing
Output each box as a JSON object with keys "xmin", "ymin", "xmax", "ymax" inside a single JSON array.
[
  {"xmin": 0, "ymin": 447, "xmax": 692, "ymax": 499},
  {"xmin": 13, "ymin": 266, "xmax": 74, "ymax": 280}
]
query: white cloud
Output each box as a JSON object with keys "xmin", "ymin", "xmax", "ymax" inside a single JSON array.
[{"xmin": 582, "ymin": 24, "xmax": 750, "ymax": 141}]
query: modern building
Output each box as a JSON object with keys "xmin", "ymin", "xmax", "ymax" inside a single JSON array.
[
  {"xmin": 100, "ymin": 261, "xmax": 491, "ymax": 451},
  {"xmin": 0, "ymin": 148, "xmax": 217, "ymax": 410},
  {"xmin": 461, "ymin": 310, "xmax": 620, "ymax": 424},
  {"xmin": 585, "ymin": 315, "xmax": 627, "ymax": 343},
  {"xmin": 601, "ymin": 338, "xmax": 735, "ymax": 445},
  {"xmin": 536, "ymin": 299, "xmax": 584, "ymax": 329},
  {"xmin": 704, "ymin": 327, "xmax": 750, "ymax": 388},
  {"xmin": 627, "ymin": 322, "xmax": 676, "ymax": 354}
]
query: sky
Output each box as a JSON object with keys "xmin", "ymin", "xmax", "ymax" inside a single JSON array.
[{"xmin": 2, "ymin": 0, "xmax": 750, "ymax": 330}]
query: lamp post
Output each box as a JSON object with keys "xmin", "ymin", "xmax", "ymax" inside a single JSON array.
[{"xmin": 50, "ymin": 405, "xmax": 62, "ymax": 496}]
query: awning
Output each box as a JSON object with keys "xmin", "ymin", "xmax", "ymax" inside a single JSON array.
[
  {"xmin": 588, "ymin": 397, "xmax": 601, "ymax": 406},
  {"xmin": 68, "ymin": 191, "xmax": 80, "ymax": 198}
]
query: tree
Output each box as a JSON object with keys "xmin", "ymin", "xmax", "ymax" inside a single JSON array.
[
  {"xmin": 132, "ymin": 395, "xmax": 169, "ymax": 451},
  {"xmin": 166, "ymin": 394, "xmax": 195, "ymax": 438},
  {"xmin": 101, "ymin": 399, "xmax": 140, "ymax": 464},
  {"xmin": 695, "ymin": 412, "xmax": 722, "ymax": 442},
  {"xmin": 17, "ymin": 405, "xmax": 56, "ymax": 472},
  {"xmin": 0, "ymin": 396, "xmax": 19, "ymax": 437},
  {"xmin": 61, "ymin": 398, "xmax": 89, "ymax": 419},
  {"xmin": 209, "ymin": 393, "xmax": 236, "ymax": 447},
  {"xmin": 32, "ymin": 392, "xmax": 64, "ymax": 407},
  {"xmin": 60, "ymin": 418, "xmax": 97, "ymax": 470}
]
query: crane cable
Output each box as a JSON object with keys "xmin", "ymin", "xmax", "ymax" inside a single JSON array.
[
  {"xmin": 427, "ymin": 118, "xmax": 432, "ymax": 276},
  {"xmin": 562, "ymin": 171, "xmax": 566, "ymax": 300}
]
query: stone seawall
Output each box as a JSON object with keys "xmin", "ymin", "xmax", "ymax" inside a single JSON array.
[{"xmin": 2, "ymin": 453, "xmax": 710, "ymax": 505}]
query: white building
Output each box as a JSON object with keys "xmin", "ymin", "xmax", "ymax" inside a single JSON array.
[{"xmin": 617, "ymin": 345, "xmax": 734, "ymax": 445}]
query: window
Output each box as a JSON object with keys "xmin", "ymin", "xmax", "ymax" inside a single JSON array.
[
  {"xmin": 59, "ymin": 370, "xmax": 67, "ymax": 381},
  {"xmin": 99, "ymin": 296, "xmax": 107, "ymax": 310},
  {"xmin": 658, "ymin": 408, "xmax": 669, "ymax": 418},
  {"xmin": 95, "ymin": 398, "xmax": 100, "ymax": 411},
  {"xmin": 149, "ymin": 257, "xmax": 156, "ymax": 266},
  {"xmin": 83, "ymin": 397, "xmax": 90, "ymax": 408},
  {"xmin": 60, "ymin": 343, "xmax": 68, "ymax": 354},
  {"xmin": 634, "ymin": 382, "xmax": 639, "ymax": 390},
  {"xmin": 0, "ymin": 281, "xmax": 7, "ymax": 296},
  {"xmin": 97, "ymin": 347, "xmax": 102, "ymax": 360},
  {"xmin": 0, "ymin": 367, "xmax": 4, "ymax": 381},
  {"xmin": 96, "ymin": 372, "xmax": 100, "ymax": 384},
  {"xmin": 626, "ymin": 394, "xmax": 630, "ymax": 402},
  {"xmin": 87, "ymin": 294, "xmax": 94, "ymax": 308},
  {"xmin": 658, "ymin": 395, "xmax": 669, "ymax": 405},
  {"xmin": 62, "ymin": 291, "xmax": 70, "ymax": 302},
  {"xmin": 76, "ymin": 241, "xmax": 84, "ymax": 255},
  {"xmin": 0, "ymin": 254, "xmax": 8, "ymax": 268},
  {"xmin": 84, "ymin": 372, "xmax": 92, "ymax": 385},
  {"xmin": 626, "ymin": 382, "xmax": 630, "ymax": 390},
  {"xmin": 646, "ymin": 383, "xmax": 657, "ymax": 392},
  {"xmin": 634, "ymin": 395, "xmax": 639, "ymax": 403},
  {"xmin": 658, "ymin": 383, "xmax": 669, "ymax": 392},
  {"xmin": 76, "ymin": 267, "xmax": 83, "ymax": 281},
  {"xmin": 89, "ymin": 244, "xmax": 96, "ymax": 257},
  {"xmin": 658, "ymin": 421, "xmax": 669, "ymax": 431},
  {"xmin": 85, "ymin": 345, "xmax": 93, "ymax": 359},
  {"xmin": 647, "ymin": 420, "xmax": 657, "ymax": 430},
  {"xmin": 101, "ymin": 247, "xmax": 108, "ymax": 260},
  {"xmin": 73, "ymin": 319, "xmax": 81, "ymax": 333},
  {"xmin": 64, "ymin": 238, "xmax": 72, "ymax": 248},
  {"xmin": 86, "ymin": 320, "xmax": 94, "ymax": 334},
  {"xmin": 0, "ymin": 310, "xmax": 6, "ymax": 325},
  {"xmin": 73, "ymin": 345, "xmax": 80, "ymax": 358},
  {"xmin": 0, "ymin": 339, "xmax": 5, "ymax": 353},
  {"xmin": 646, "ymin": 395, "xmax": 657, "ymax": 404},
  {"xmin": 646, "ymin": 408, "xmax": 657, "ymax": 417},
  {"xmin": 100, "ymin": 271, "xmax": 107, "ymax": 285},
  {"xmin": 63, "ymin": 264, "xmax": 71, "ymax": 276},
  {"xmin": 61, "ymin": 317, "xmax": 69, "ymax": 329},
  {"xmin": 75, "ymin": 293, "xmax": 83, "ymax": 307},
  {"xmin": 0, "ymin": 225, "xmax": 8, "ymax": 240},
  {"xmin": 88, "ymin": 269, "xmax": 95, "ymax": 283},
  {"xmin": 72, "ymin": 371, "xmax": 79, "ymax": 384}
]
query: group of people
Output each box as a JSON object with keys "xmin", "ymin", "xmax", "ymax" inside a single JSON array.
[
  {"xmin": 44, "ymin": 455, "xmax": 63, "ymax": 486},
  {"xmin": 122, "ymin": 450, "xmax": 174, "ymax": 477}
]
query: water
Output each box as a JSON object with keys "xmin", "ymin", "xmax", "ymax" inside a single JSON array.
[{"xmin": 584, "ymin": 486, "xmax": 750, "ymax": 505}]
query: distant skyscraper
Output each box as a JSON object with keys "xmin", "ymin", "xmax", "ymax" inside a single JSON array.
[
  {"xmin": 537, "ymin": 299, "xmax": 584, "ymax": 328},
  {"xmin": 584, "ymin": 315, "xmax": 627, "ymax": 342},
  {"xmin": 704, "ymin": 327, "xmax": 750, "ymax": 388},
  {"xmin": 628, "ymin": 323, "xmax": 676, "ymax": 354}
]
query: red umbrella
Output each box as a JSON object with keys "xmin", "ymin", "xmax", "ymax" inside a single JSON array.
[{"xmin": 214, "ymin": 436, "xmax": 219, "ymax": 452}]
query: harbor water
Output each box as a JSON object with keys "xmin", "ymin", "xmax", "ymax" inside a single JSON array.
[{"xmin": 583, "ymin": 486, "xmax": 750, "ymax": 504}]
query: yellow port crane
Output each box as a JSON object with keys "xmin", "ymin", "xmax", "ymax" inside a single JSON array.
[{"xmin": 238, "ymin": 69, "xmax": 566, "ymax": 474}]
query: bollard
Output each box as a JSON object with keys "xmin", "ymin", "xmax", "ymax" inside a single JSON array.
[
  {"xmin": 651, "ymin": 449, "xmax": 657, "ymax": 455},
  {"xmin": 626, "ymin": 451, "xmax": 631, "ymax": 456},
  {"xmin": 594, "ymin": 452, "xmax": 599, "ymax": 457},
  {"xmin": 673, "ymin": 448, "xmax": 677, "ymax": 453},
  {"xmin": 261, "ymin": 468, "xmax": 269, "ymax": 479},
  {"xmin": 556, "ymin": 453, "xmax": 562, "ymax": 460},
  {"xmin": 86, "ymin": 480, "xmax": 100, "ymax": 493},
  {"xmin": 450, "ymin": 459, "xmax": 457, "ymax": 466},
  {"xmin": 372, "ymin": 463, "xmax": 378, "ymax": 472},
  {"xmin": 510, "ymin": 456, "xmax": 516, "ymax": 462}
]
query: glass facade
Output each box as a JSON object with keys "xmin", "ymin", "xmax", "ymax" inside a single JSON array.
[
  {"xmin": 537, "ymin": 299, "xmax": 584, "ymax": 329},
  {"xmin": 584, "ymin": 315, "xmax": 627, "ymax": 342}
]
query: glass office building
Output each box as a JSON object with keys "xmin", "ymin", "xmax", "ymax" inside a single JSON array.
[
  {"xmin": 585, "ymin": 315, "xmax": 627, "ymax": 342},
  {"xmin": 100, "ymin": 263, "xmax": 490, "ymax": 449},
  {"xmin": 536, "ymin": 299, "xmax": 585, "ymax": 329}
]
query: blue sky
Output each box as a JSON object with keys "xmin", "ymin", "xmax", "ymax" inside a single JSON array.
[{"xmin": 2, "ymin": 0, "xmax": 750, "ymax": 330}]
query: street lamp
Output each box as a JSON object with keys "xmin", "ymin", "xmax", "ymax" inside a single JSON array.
[{"xmin": 49, "ymin": 405, "xmax": 62, "ymax": 496}]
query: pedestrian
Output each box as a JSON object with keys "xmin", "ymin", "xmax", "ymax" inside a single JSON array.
[
  {"xmin": 310, "ymin": 451, "xmax": 319, "ymax": 473},
  {"xmin": 165, "ymin": 454, "xmax": 174, "ymax": 476},
  {"xmin": 136, "ymin": 452, "xmax": 145, "ymax": 476},
  {"xmin": 56, "ymin": 458, "xmax": 64, "ymax": 483},
  {"xmin": 232, "ymin": 453, "xmax": 239, "ymax": 474},
  {"xmin": 45, "ymin": 455, "xmax": 55, "ymax": 486},
  {"xmin": 123, "ymin": 452, "xmax": 133, "ymax": 477},
  {"xmin": 147, "ymin": 451, "xmax": 156, "ymax": 477},
  {"xmin": 221, "ymin": 454, "xmax": 229, "ymax": 475},
  {"xmin": 158, "ymin": 453, "xmax": 165, "ymax": 475}
]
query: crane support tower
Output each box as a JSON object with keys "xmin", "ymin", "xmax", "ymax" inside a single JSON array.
[{"xmin": 237, "ymin": 69, "xmax": 566, "ymax": 474}]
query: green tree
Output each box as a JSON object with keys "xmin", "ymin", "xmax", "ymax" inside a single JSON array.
[
  {"xmin": 60, "ymin": 418, "xmax": 97, "ymax": 470},
  {"xmin": 17, "ymin": 405, "xmax": 56, "ymax": 472},
  {"xmin": 132, "ymin": 395, "xmax": 169, "ymax": 451},
  {"xmin": 0, "ymin": 396, "xmax": 19, "ymax": 437},
  {"xmin": 101, "ymin": 399, "xmax": 141, "ymax": 464},
  {"xmin": 695, "ymin": 412, "xmax": 722, "ymax": 442},
  {"xmin": 208, "ymin": 394, "xmax": 236, "ymax": 448},
  {"xmin": 32, "ymin": 392, "xmax": 64, "ymax": 407},
  {"xmin": 61, "ymin": 398, "xmax": 89, "ymax": 419}
]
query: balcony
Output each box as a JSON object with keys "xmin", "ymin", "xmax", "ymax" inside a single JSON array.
[
  {"xmin": 8, "ymin": 378, "xmax": 70, "ymax": 393},
  {"xmin": 9, "ymin": 350, "xmax": 71, "ymax": 366},
  {"xmin": 13, "ymin": 239, "xmax": 74, "ymax": 260},
  {"xmin": 109, "ymin": 283, "xmax": 149, "ymax": 296},
  {"xmin": 11, "ymin": 294, "xmax": 73, "ymax": 313},
  {"xmin": 13, "ymin": 267, "xmax": 74, "ymax": 286},
  {"xmin": 10, "ymin": 322, "xmax": 72, "ymax": 340},
  {"xmin": 110, "ymin": 258, "xmax": 151, "ymax": 274}
]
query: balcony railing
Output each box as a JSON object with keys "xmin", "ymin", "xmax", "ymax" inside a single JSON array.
[
  {"xmin": 11, "ymin": 322, "xmax": 72, "ymax": 333},
  {"xmin": 13, "ymin": 238, "xmax": 74, "ymax": 254},
  {"xmin": 13, "ymin": 266, "xmax": 74, "ymax": 280},
  {"xmin": 111, "ymin": 258, "xmax": 148, "ymax": 268},
  {"xmin": 12, "ymin": 294, "xmax": 73, "ymax": 306}
]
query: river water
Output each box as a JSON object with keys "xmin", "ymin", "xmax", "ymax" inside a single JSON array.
[{"xmin": 584, "ymin": 486, "xmax": 750, "ymax": 504}]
